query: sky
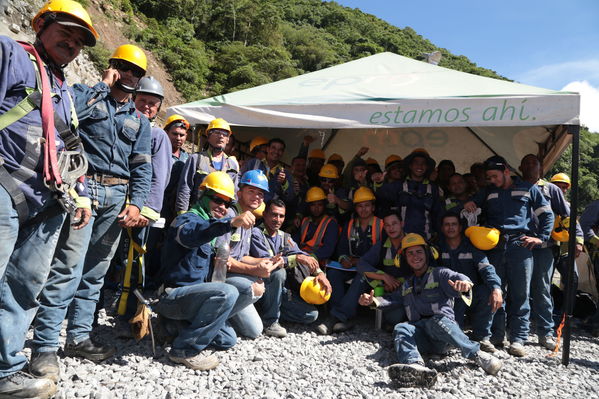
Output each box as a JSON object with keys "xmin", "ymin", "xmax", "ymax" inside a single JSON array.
[{"xmin": 331, "ymin": 0, "xmax": 599, "ymax": 131}]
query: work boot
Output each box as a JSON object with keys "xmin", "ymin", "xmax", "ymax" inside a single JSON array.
[
  {"xmin": 387, "ymin": 363, "xmax": 438, "ymax": 388},
  {"xmin": 0, "ymin": 371, "xmax": 56, "ymax": 399},
  {"xmin": 507, "ymin": 342, "xmax": 527, "ymax": 357},
  {"xmin": 315, "ymin": 316, "xmax": 336, "ymax": 335},
  {"xmin": 168, "ymin": 350, "xmax": 219, "ymax": 371},
  {"xmin": 264, "ymin": 322, "xmax": 287, "ymax": 338},
  {"xmin": 332, "ymin": 319, "xmax": 355, "ymax": 333},
  {"xmin": 490, "ymin": 336, "xmax": 508, "ymax": 349},
  {"xmin": 478, "ymin": 340, "xmax": 497, "ymax": 353},
  {"xmin": 29, "ymin": 351, "xmax": 60, "ymax": 383},
  {"xmin": 473, "ymin": 351, "xmax": 503, "ymax": 375},
  {"xmin": 64, "ymin": 338, "xmax": 116, "ymax": 362},
  {"xmin": 538, "ymin": 336, "xmax": 557, "ymax": 351}
]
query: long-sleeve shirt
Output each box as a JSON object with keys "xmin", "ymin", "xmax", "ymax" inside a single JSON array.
[
  {"xmin": 160, "ymin": 212, "xmax": 233, "ymax": 287},
  {"xmin": 580, "ymin": 200, "xmax": 599, "ymax": 245},
  {"xmin": 375, "ymin": 267, "xmax": 471, "ymax": 322},
  {"xmin": 356, "ymin": 238, "xmax": 412, "ymax": 279},
  {"xmin": 73, "ymin": 81, "xmax": 152, "ymax": 210},
  {"xmin": 292, "ymin": 215, "xmax": 339, "ymax": 261},
  {"xmin": 241, "ymin": 157, "xmax": 296, "ymax": 204},
  {"xmin": 142, "ymin": 126, "xmax": 172, "ymax": 218},
  {"xmin": 471, "ymin": 177, "xmax": 553, "ymax": 242},
  {"xmin": 175, "ymin": 150, "xmax": 239, "ymax": 213},
  {"xmin": 535, "ymin": 179, "xmax": 583, "ymax": 246},
  {"xmin": 249, "ymin": 227, "xmax": 306, "ymax": 267},
  {"xmin": 0, "ymin": 36, "xmax": 86, "ymax": 212},
  {"xmin": 438, "ymin": 238, "xmax": 501, "ymax": 291},
  {"xmin": 376, "ymin": 178, "xmax": 443, "ymax": 240}
]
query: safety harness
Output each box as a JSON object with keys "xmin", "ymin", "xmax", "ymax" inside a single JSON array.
[
  {"xmin": 0, "ymin": 41, "xmax": 87, "ymax": 223},
  {"xmin": 346, "ymin": 216, "xmax": 383, "ymax": 257}
]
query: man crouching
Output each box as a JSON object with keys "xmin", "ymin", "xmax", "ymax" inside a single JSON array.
[
  {"xmin": 359, "ymin": 233, "xmax": 502, "ymax": 388},
  {"xmin": 156, "ymin": 171, "xmax": 256, "ymax": 370}
]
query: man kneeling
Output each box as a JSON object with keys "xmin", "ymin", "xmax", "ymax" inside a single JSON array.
[
  {"xmin": 359, "ymin": 233, "xmax": 502, "ymax": 388},
  {"xmin": 156, "ymin": 171, "xmax": 256, "ymax": 370}
]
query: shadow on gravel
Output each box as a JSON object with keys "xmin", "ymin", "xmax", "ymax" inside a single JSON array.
[{"xmin": 569, "ymin": 357, "xmax": 599, "ymax": 370}]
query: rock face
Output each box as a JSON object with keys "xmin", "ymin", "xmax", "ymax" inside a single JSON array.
[{"xmin": 0, "ymin": 0, "xmax": 101, "ymax": 86}]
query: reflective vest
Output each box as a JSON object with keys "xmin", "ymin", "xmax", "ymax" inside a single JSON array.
[
  {"xmin": 299, "ymin": 215, "xmax": 334, "ymax": 253},
  {"xmin": 401, "ymin": 179, "xmax": 434, "ymax": 239},
  {"xmin": 196, "ymin": 150, "xmax": 239, "ymax": 177},
  {"xmin": 347, "ymin": 216, "xmax": 383, "ymax": 256}
]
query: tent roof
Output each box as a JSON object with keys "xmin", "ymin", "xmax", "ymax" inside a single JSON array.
[
  {"xmin": 170, "ymin": 52, "xmax": 579, "ymax": 129},
  {"xmin": 169, "ymin": 51, "xmax": 579, "ymax": 173}
]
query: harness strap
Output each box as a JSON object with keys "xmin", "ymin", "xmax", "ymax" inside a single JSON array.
[
  {"xmin": 18, "ymin": 41, "xmax": 62, "ymax": 186},
  {"xmin": 0, "ymin": 160, "xmax": 29, "ymax": 224},
  {"xmin": 118, "ymin": 228, "xmax": 147, "ymax": 316}
]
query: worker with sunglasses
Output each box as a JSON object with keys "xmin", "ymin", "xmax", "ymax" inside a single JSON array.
[
  {"xmin": 31, "ymin": 44, "xmax": 152, "ymax": 370},
  {"xmin": 155, "ymin": 171, "xmax": 255, "ymax": 371}
]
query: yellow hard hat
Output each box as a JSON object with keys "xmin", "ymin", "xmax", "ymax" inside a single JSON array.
[
  {"xmin": 32, "ymin": 0, "xmax": 98, "ymax": 46},
  {"xmin": 308, "ymin": 149, "xmax": 326, "ymax": 160},
  {"xmin": 249, "ymin": 136, "xmax": 268, "ymax": 152},
  {"xmin": 385, "ymin": 154, "xmax": 402, "ymax": 169},
  {"xmin": 318, "ymin": 164, "xmax": 339, "ymax": 179},
  {"xmin": 207, "ymin": 118, "xmax": 231, "ymax": 134},
  {"xmin": 551, "ymin": 173, "xmax": 571, "ymax": 188},
  {"xmin": 300, "ymin": 276, "xmax": 331, "ymax": 305},
  {"xmin": 327, "ymin": 153, "xmax": 344, "ymax": 163},
  {"xmin": 401, "ymin": 233, "xmax": 427, "ymax": 252},
  {"xmin": 252, "ymin": 202, "xmax": 266, "ymax": 218},
  {"xmin": 366, "ymin": 157, "xmax": 379, "ymax": 167},
  {"xmin": 353, "ymin": 186, "xmax": 376, "ymax": 203},
  {"xmin": 110, "ymin": 44, "xmax": 147, "ymax": 72},
  {"xmin": 199, "ymin": 171, "xmax": 235, "ymax": 200},
  {"xmin": 305, "ymin": 187, "xmax": 326, "ymax": 203},
  {"xmin": 551, "ymin": 216, "xmax": 570, "ymax": 242},
  {"xmin": 164, "ymin": 114, "xmax": 190, "ymax": 130},
  {"xmin": 465, "ymin": 226, "xmax": 500, "ymax": 251}
]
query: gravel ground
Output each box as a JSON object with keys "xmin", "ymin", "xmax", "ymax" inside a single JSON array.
[{"xmin": 25, "ymin": 300, "xmax": 599, "ymax": 399}]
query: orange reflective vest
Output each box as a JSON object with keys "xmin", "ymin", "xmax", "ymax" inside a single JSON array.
[
  {"xmin": 347, "ymin": 216, "xmax": 383, "ymax": 247},
  {"xmin": 300, "ymin": 215, "xmax": 334, "ymax": 253}
]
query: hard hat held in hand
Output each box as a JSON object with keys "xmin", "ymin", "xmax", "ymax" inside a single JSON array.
[
  {"xmin": 465, "ymin": 226, "xmax": 500, "ymax": 251},
  {"xmin": 252, "ymin": 202, "xmax": 266, "ymax": 218},
  {"xmin": 551, "ymin": 216, "xmax": 570, "ymax": 242},
  {"xmin": 300, "ymin": 276, "xmax": 331, "ymax": 305}
]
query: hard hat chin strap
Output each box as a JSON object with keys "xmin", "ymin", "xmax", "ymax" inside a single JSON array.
[
  {"xmin": 33, "ymin": 37, "xmax": 67, "ymax": 76},
  {"xmin": 116, "ymin": 80, "xmax": 136, "ymax": 93}
]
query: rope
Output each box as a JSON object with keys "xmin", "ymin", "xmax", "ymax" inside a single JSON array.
[{"xmin": 547, "ymin": 313, "xmax": 566, "ymax": 357}]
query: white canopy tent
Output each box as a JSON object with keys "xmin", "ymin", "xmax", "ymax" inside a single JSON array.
[
  {"xmin": 168, "ymin": 52, "xmax": 579, "ymax": 173},
  {"xmin": 168, "ymin": 52, "xmax": 583, "ymax": 364}
]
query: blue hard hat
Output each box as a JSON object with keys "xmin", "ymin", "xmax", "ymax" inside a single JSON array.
[{"xmin": 240, "ymin": 169, "xmax": 270, "ymax": 192}]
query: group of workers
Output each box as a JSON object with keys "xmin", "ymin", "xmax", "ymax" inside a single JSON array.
[{"xmin": 1, "ymin": 1, "xmax": 599, "ymax": 398}]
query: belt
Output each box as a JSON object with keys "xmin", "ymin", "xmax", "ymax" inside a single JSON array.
[{"xmin": 87, "ymin": 174, "xmax": 129, "ymax": 186}]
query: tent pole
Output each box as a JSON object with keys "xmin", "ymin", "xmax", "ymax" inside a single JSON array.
[
  {"xmin": 322, "ymin": 129, "xmax": 338, "ymax": 151},
  {"xmin": 466, "ymin": 127, "xmax": 499, "ymax": 157},
  {"xmin": 561, "ymin": 124, "xmax": 580, "ymax": 366}
]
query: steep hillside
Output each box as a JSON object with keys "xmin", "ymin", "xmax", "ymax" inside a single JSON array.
[{"xmin": 119, "ymin": 0, "xmax": 507, "ymax": 102}]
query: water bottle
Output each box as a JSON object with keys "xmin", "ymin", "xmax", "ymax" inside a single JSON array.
[{"xmin": 211, "ymin": 242, "xmax": 230, "ymax": 282}]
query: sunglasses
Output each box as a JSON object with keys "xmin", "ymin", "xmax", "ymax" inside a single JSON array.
[
  {"xmin": 209, "ymin": 195, "xmax": 232, "ymax": 208},
  {"xmin": 209, "ymin": 129, "xmax": 230, "ymax": 138},
  {"xmin": 111, "ymin": 60, "xmax": 145, "ymax": 78}
]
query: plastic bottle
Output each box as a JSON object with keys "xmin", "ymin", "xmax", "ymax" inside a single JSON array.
[{"xmin": 211, "ymin": 242, "xmax": 230, "ymax": 282}]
